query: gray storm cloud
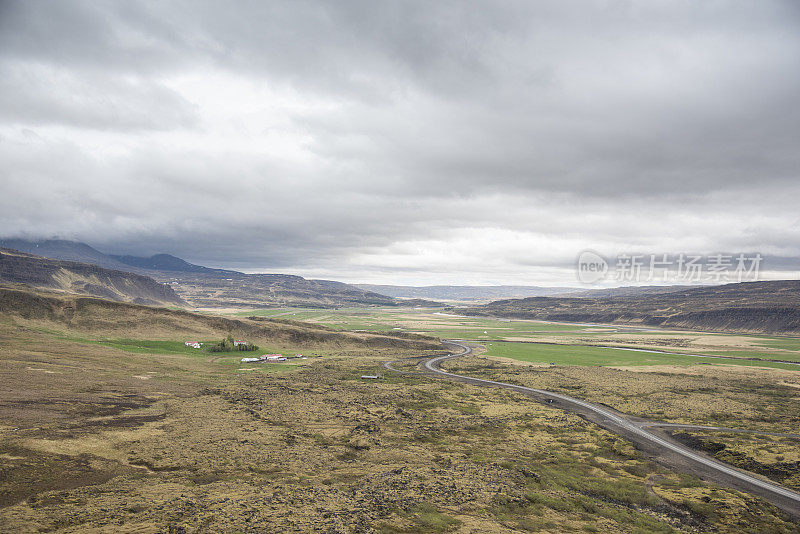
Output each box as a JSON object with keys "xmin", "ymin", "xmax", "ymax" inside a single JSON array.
[{"xmin": 0, "ymin": 0, "xmax": 799, "ymax": 284}]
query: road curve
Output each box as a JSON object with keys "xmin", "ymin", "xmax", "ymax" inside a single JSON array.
[{"xmin": 385, "ymin": 340, "xmax": 800, "ymax": 517}]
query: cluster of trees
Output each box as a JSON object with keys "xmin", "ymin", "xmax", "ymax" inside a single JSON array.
[{"xmin": 207, "ymin": 334, "xmax": 258, "ymax": 353}]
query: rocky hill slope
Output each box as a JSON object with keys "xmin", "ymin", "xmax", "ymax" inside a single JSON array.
[
  {"xmin": 0, "ymin": 249, "xmax": 185, "ymax": 307},
  {"xmin": 0, "ymin": 239, "xmax": 396, "ymax": 308},
  {"xmin": 462, "ymin": 280, "xmax": 800, "ymax": 334},
  {"xmin": 0, "ymin": 285, "xmax": 440, "ymax": 351},
  {"xmin": 162, "ymin": 272, "xmax": 397, "ymax": 309}
]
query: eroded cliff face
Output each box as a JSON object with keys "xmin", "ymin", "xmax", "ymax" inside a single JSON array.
[
  {"xmin": 462, "ymin": 281, "xmax": 800, "ymax": 334},
  {"xmin": 0, "ymin": 248, "xmax": 185, "ymax": 307}
]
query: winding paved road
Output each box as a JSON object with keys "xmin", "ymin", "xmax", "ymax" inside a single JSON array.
[
  {"xmin": 638, "ymin": 422, "xmax": 800, "ymax": 440},
  {"xmin": 385, "ymin": 341, "xmax": 800, "ymax": 518}
]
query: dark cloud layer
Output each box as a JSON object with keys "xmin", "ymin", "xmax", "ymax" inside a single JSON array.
[{"xmin": 1, "ymin": 1, "xmax": 799, "ymax": 284}]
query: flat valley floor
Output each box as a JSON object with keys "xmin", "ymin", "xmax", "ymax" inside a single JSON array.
[{"xmin": 1, "ymin": 295, "xmax": 800, "ymax": 532}]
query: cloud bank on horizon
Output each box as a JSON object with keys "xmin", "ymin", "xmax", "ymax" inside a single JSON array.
[{"xmin": 1, "ymin": 1, "xmax": 799, "ymax": 285}]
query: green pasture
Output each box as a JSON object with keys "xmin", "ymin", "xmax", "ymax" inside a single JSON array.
[
  {"xmin": 233, "ymin": 307, "xmax": 613, "ymax": 335},
  {"xmin": 482, "ymin": 342, "xmax": 800, "ymax": 371},
  {"xmin": 227, "ymin": 307, "xmax": 800, "ymax": 367}
]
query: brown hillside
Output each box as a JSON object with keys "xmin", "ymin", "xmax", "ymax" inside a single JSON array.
[
  {"xmin": 461, "ymin": 280, "xmax": 800, "ymax": 334},
  {"xmin": 0, "ymin": 285, "xmax": 441, "ymax": 351},
  {"xmin": 0, "ymin": 248, "xmax": 185, "ymax": 307}
]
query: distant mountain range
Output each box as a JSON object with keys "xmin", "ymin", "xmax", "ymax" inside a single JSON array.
[
  {"xmin": 9, "ymin": 237, "xmax": 790, "ymax": 329},
  {"xmin": 0, "ymin": 239, "xmax": 396, "ymax": 308},
  {"xmin": 0, "ymin": 238, "xmax": 239, "ymax": 275},
  {"xmin": 0, "ymin": 238, "xmax": 132, "ymax": 271},
  {"xmin": 461, "ymin": 280, "xmax": 800, "ymax": 334},
  {"xmin": 110, "ymin": 253, "xmax": 241, "ymax": 275},
  {"xmin": 355, "ymin": 284, "xmax": 575, "ymax": 302},
  {"xmin": 355, "ymin": 283, "xmax": 698, "ymax": 303}
]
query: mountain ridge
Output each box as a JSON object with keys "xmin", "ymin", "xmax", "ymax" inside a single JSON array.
[
  {"xmin": 355, "ymin": 284, "xmax": 576, "ymax": 303},
  {"xmin": 0, "ymin": 238, "xmax": 397, "ymax": 308},
  {"xmin": 110, "ymin": 253, "xmax": 241, "ymax": 276},
  {"xmin": 0, "ymin": 238, "xmax": 132, "ymax": 270},
  {"xmin": 461, "ymin": 280, "xmax": 800, "ymax": 334},
  {"xmin": 354, "ymin": 283, "xmax": 702, "ymax": 303},
  {"xmin": 0, "ymin": 248, "xmax": 185, "ymax": 307}
]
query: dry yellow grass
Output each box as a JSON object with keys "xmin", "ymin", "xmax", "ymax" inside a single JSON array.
[
  {"xmin": 1, "ymin": 292, "xmax": 799, "ymax": 532},
  {"xmin": 445, "ymin": 354, "xmax": 800, "ymax": 433}
]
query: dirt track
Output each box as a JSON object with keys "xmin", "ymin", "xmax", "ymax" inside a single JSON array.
[{"xmin": 385, "ymin": 340, "xmax": 800, "ymax": 519}]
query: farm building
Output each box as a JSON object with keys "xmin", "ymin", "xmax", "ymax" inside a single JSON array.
[
  {"xmin": 184, "ymin": 341, "xmax": 202, "ymax": 349},
  {"xmin": 238, "ymin": 354, "xmax": 287, "ymax": 363}
]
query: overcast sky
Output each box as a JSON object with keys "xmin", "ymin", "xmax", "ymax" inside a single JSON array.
[{"xmin": 1, "ymin": 1, "xmax": 799, "ymax": 285}]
